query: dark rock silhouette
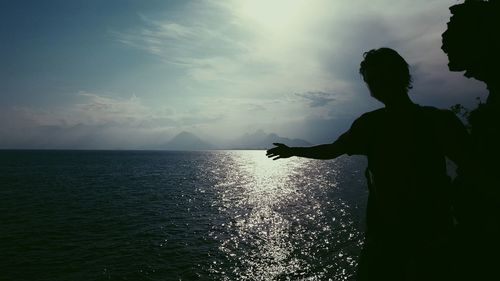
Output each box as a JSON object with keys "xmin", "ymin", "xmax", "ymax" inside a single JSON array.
[{"xmin": 441, "ymin": 0, "xmax": 500, "ymax": 279}]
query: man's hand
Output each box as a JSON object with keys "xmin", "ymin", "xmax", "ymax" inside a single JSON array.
[{"xmin": 266, "ymin": 143, "xmax": 293, "ymax": 160}]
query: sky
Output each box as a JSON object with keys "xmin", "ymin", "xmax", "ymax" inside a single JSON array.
[{"xmin": 0, "ymin": 0, "xmax": 489, "ymax": 149}]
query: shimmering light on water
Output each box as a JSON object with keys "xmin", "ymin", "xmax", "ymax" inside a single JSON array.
[
  {"xmin": 207, "ymin": 151, "xmax": 366, "ymax": 280},
  {"xmin": 0, "ymin": 150, "xmax": 367, "ymax": 280}
]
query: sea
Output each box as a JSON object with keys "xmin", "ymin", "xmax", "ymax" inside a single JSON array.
[{"xmin": 0, "ymin": 150, "xmax": 369, "ymax": 281}]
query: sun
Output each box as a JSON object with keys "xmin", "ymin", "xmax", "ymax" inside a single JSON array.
[{"xmin": 237, "ymin": 0, "xmax": 308, "ymax": 32}]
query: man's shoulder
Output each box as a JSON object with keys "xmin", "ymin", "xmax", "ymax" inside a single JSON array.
[
  {"xmin": 418, "ymin": 106, "xmax": 466, "ymax": 134},
  {"xmin": 346, "ymin": 108, "xmax": 386, "ymax": 132},
  {"xmin": 419, "ymin": 105, "xmax": 447, "ymax": 113},
  {"xmin": 419, "ymin": 105, "xmax": 456, "ymax": 119},
  {"xmin": 356, "ymin": 106, "xmax": 458, "ymax": 126},
  {"xmin": 354, "ymin": 105, "xmax": 458, "ymax": 123},
  {"xmin": 359, "ymin": 107, "xmax": 386, "ymax": 118},
  {"xmin": 353, "ymin": 108, "xmax": 386, "ymax": 124}
]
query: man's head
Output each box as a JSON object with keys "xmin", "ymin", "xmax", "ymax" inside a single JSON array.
[
  {"xmin": 441, "ymin": 0, "xmax": 500, "ymax": 83},
  {"xmin": 359, "ymin": 48, "xmax": 412, "ymax": 103}
]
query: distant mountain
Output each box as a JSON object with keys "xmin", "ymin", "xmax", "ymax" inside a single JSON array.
[
  {"xmin": 230, "ymin": 130, "xmax": 312, "ymax": 149},
  {"xmin": 162, "ymin": 131, "xmax": 215, "ymax": 150},
  {"xmin": 158, "ymin": 130, "xmax": 312, "ymax": 150}
]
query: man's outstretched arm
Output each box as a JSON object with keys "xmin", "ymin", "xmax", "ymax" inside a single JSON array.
[{"xmin": 266, "ymin": 142, "xmax": 345, "ymax": 160}]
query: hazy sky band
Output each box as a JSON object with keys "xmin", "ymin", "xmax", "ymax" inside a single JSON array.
[{"xmin": 0, "ymin": 0, "xmax": 487, "ymax": 149}]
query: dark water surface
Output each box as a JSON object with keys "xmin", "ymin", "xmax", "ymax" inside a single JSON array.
[{"xmin": 0, "ymin": 150, "xmax": 368, "ymax": 280}]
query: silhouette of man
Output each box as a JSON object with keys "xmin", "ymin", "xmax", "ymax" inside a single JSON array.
[{"xmin": 267, "ymin": 48, "xmax": 470, "ymax": 280}]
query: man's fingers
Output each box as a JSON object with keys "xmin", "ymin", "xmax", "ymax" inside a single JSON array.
[
  {"xmin": 266, "ymin": 150, "xmax": 277, "ymax": 156},
  {"xmin": 266, "ymin": 143, "xmax": 288, "ymax": 160},
  {"xmin": 266, "ymin": 150, "xmax": 276, "ymax": 156}
]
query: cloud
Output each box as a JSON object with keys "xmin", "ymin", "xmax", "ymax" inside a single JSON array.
[
  {"xmin": 114, "ymin": 4, "xmax": 251, "ymax": 68},
  {"xmin": 0, "ymin": 92, "xmax": 231, "ymax": 149},
  {"xmin": 1, "ymin": 0, "xmax": 490, "ymax": 149},
  {"xmin": 114, "ymin": 0, "xmax": 487, "ymax": 105},
  {"xmin": 115, "ymin": 1, "xmax": 341, "ymax": 93},
  {"xmin": 74, "ymin": 92, "xmax": 148, "ymax": 125},
  {"xmin": 295, "ymin": 91, "xmax": 337, "ymax": 108}
]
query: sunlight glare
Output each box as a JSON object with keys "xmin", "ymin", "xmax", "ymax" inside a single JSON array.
[
  {"xmin": 237, "ymin": 0, "xmax": 308, "ymax": 32},
  {"xmin": 213, "ymin": 151, "xmax": 305, "ymax": 279}
]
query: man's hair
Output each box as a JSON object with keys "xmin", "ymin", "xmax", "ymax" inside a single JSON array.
[{"xmin": 359, "ymin": 48, "xmax": 413, "ymax": 92}]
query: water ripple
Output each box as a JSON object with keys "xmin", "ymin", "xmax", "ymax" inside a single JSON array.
[
  {"xmin": 206, "ymin": 151, "xmax": 366, "ymax": 280},
  {"xmin": 0, "ymin": 150, "xmax": 367, "ymax": 280}
]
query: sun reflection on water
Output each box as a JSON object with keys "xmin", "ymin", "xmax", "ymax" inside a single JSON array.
[{"xmin": 207, "ymin": 151, "xmax": 365, "ymax": 280}]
